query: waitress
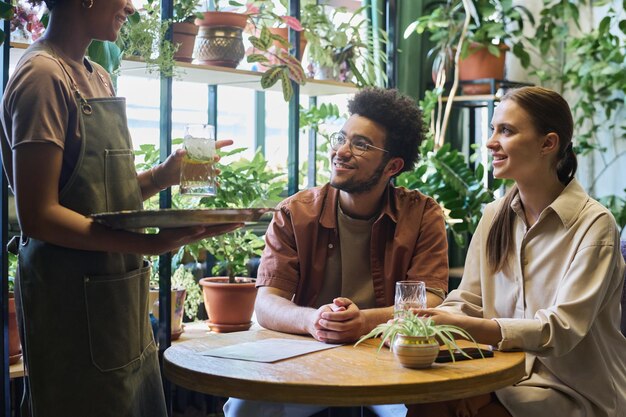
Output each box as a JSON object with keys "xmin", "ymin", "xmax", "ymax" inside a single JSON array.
[{"xmin": 0, "ymin": 1, "xmax": 238, "ymax": 416}]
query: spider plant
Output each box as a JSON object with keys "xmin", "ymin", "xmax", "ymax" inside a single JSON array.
[{"xmin": 355, "ymin": 310, "xmax": 482, "ymax": 361}]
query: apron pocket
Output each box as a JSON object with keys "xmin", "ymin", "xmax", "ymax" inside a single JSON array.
[
  {"xmin": 104, "ymin": 149, "xmax": 143, "ymax": 212},
  {"xmin": 84, "ymin": 263, "xmax": 152, "ymax": 372}
]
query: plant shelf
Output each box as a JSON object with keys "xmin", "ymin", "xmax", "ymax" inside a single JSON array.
[
  {"xmin": 9, "ymin": 42, "xmax": 358, "ymax": 96},
  {"xmin": 119, "ymin": 57, "xmax": 358, "ymax": 96}
]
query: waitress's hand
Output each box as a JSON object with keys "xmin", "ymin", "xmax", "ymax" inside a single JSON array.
[
  {"xmin": 146, "ymin": 222, "xmax": 243, "ymax": 255},
  {"xmin": 151, "ymin": 139, "xmax": 234, "ymax": 189}
]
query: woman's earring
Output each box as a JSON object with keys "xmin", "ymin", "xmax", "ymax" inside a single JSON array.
[{"xmin": 82, "ymin": 0, "xmax": 94, "ymax": 8}]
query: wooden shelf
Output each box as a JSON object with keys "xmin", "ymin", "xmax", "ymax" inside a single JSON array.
[
  {"xmin": 442, "ymin": 94, "xmax": 501, "ymax": 102},
  {"xmin": 10, "ymin": 42, "xmax": 358, "ymax": 96},
  {"xmin": 119, "ymin": 57, "xmax": 358, "ymax": 96}
]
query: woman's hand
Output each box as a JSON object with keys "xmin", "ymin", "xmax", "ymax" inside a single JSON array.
[
  {"xmin": 414, "ymin": 308, "xmax": 503, "ymax": 346},
  {"xmin": 145, "ymin": 222, "xmax": 243, "ymax": 255},
  {"xmin": 412, "ymin": 308, "xmax": 464, "ymax": 327},
  {"xmin": 151, "ymin": 139, "xmax": 234, "ymax": 189}
]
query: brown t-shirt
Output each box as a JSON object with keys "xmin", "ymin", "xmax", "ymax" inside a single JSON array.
[{"xmin": 0, "ymin": 39, "xmax": 115, "ymax": 191}]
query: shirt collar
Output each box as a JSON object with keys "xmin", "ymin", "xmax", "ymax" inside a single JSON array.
[
  {"xmin": 320, "ymin": 183, "xmax": 397, "ymax": 228},
  {"xmin": 510, "ymin": 179, "xmax": 588, "ymax": 229}
]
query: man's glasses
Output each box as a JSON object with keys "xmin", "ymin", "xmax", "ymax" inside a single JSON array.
[{"xmin": 329, "ymin": 132, "xmax": 389, "ymax": 156}]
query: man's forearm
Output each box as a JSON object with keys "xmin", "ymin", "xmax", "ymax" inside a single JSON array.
[
  {"xmin": 361, "ymin": 306, "xmax": 395, "ymax": 333},
  {"xmin": 255, "ymin": 293, "xmax": 317, "ymax": 336}
]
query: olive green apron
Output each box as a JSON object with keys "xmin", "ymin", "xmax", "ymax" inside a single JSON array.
[{"xmin": 14, "ymin": 56, "xmax": 167, "ymax": 417}]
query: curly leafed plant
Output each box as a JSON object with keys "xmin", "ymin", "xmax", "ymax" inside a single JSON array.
[{"xmin": 355, "ymin": 310, "xmax": 481, "ymax": 362}]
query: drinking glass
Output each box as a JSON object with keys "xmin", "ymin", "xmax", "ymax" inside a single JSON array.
[
  {"xmin": 394, "ymin": 281, "xmax": 426, "ymax": 318},
  {"xmin": 180, "ymin": 124, "xmax": 216, "ymax": 196}
]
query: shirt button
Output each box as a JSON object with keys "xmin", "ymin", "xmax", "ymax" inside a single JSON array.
[
  {"xmin": 522, "ymin": 258, "xmax": 528, "ymax": 266},
  {"xmin": 328, "ymin": 244, "xmax": 334, "ymax": 249}
]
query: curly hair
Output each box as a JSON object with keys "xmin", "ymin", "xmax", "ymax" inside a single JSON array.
[{"xmin": 347, "ymin": 87, "xmax": 425, "ymax": 175}]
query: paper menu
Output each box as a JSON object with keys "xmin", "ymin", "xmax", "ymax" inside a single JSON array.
[{"xmin": 199, "ymin": 338, "xmax": 342, "ymax": 363}]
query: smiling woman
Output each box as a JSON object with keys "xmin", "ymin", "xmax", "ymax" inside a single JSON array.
[{"xmin": 408, "ymin": 87, "xmax": 626, "ymax": 417}]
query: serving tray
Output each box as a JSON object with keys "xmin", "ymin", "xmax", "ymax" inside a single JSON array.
[{"xmin": 91, "ymin": 208, "xmax": 276, "ymax": 230}]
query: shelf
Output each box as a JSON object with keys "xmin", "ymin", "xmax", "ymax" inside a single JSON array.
[
  {"xmin": 119, "ymin": 57, "xmax": 359, "ymax": 96},
  {"xmin": 442, "ymin": 94, "xmax": 501, "ymax": 102},
  {"xmin": 9, "ymin": 42, "xmax": 357, "ymax": 96}
]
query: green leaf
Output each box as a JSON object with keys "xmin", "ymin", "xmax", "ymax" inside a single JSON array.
[
  {"xmin": 280, "ymin": 69, "xmax": 293, "ymax": 102},
  {"xmin": 87, "ymin": 41, "xmax": 122, "ymax": 75},
  {"xmin": 0, "ymin": 1, "xmax": 13, "ymax": 18},
  {"xmin": 128, "ymin": 11, "xmax": 141, "ymax": 25},
  {"xmin": 474, "ymin": 164, "xmax": 484, "ymax": 182},
  {"xmin": 247, "ymin": 54, "xmax": 269, "ymax": 63},
  {"xmin": 259, "ymin": 26, "xmax": 272, "ymax": 50},
  {"xmin": 249, "ymin": 36, "xmax": 267, "ymax": 51},
  {"xmin": 260, "ymin": 66, "xmax": 284, "ymax": 89}
]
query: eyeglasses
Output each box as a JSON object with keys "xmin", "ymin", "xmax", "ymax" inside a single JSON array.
[{"xmin": 329, "ymin": 132, "xmax": 389, "ymax": 156}]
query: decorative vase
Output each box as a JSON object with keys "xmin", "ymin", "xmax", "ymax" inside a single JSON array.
[
  {"xmin": 8, "ymin": 296, "xmax": 21, "ymax": 365},
  {"xmin": 172, "ymin": 21, "xmax": 199, "ymax": 63},
  {"xmin": 193, "ymin": 11, "xmax": 248, "ymax": 68},
  {"xmin": 392, "ymin": 334, "xmax": 440, "ymax": 369},
  {"xmin": 149, "ymin": 288, "xmax": 187, "ymax": 341},
  {"xmin": 199, "ymin": 277, "xmax": 257, "ymax": 333},
  {"xmin": 458, "ymin": 43, "xmax": 509, "ymax": 95}
]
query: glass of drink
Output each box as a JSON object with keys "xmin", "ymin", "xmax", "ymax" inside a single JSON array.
[
  {"xmin": 394, "ymin": 280, "xmax": 426, "ymax": 318},
  {"xmin": 180, "ymin": 124, "xmax": 216, "ymax": 196}
]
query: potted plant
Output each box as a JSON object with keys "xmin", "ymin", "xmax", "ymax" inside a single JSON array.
[
  {"xmin": 198, "ymin": 229, "xmax": 264, "ymax": 332},
  {"xmin": 404, "ymin": 0, "xmax": 533, "ymax": 93},
  {"xmin": 148, "ymin": 263, "xmax": 204, "ymax": 340},
  {"xmin": 301, "ymin": 2, "xmax": 386, "ymax": 86},
  {"xmin": 144, "ymin": 0, "xmax": 203, "ymax": 63},
  {"xmin": 116, "ymin": 9, "xmax": 180, "ymax": 77},
  {"xmin": 402, "ymin": 0, "xmax": 532, "ymax": 149},
  {"xmin": 192, "ymin": 0, "xmax": 305, "ymax": 101},
  {"xmin": 355, "ymin": 310, "xmax": 481, "ymax": 369},
  {"xmin": 178, "ymin": 147, "xmax": 285, "ymax": 332},
  {"xmin": 134, "ymin": 143, "xmax": 287, "ymax": 333}
]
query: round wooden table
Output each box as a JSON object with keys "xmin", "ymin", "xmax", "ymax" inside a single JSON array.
[{"xmin": 163, "ymin": 328, "xmax": 525, "ymax": 406}]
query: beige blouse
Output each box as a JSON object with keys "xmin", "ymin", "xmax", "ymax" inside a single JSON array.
[{"xmin": 439, "ymin": 179, "xmax": 626, "ymax": 417}]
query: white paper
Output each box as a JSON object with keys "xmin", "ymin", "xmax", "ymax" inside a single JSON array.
[{"xmin": 199, "ymin": 338, "xmax": 342, "ymax": 363}]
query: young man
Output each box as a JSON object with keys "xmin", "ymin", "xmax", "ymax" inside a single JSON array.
[{"xmin": 225, "ymin": 87, "xmax": 449, "ymax": 417}]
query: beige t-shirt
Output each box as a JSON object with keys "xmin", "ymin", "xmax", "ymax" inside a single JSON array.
[
  {"xmin": 316, "ymin": 206, "xmax": 377, "ymax": 309},
  {"xmin": 1, "ymin": 39, "xmax": 115, "ymax": 190}
]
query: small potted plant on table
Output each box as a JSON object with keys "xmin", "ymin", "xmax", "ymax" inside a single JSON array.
[{"xmin": 356, "ymin": 310, "xmax": 481, "ymax": 369}]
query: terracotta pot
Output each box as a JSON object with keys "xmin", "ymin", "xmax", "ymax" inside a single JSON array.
[
  {"xmin": 392, "ymin": 334, "xmax": 439, "ymax": 369},
  {"xmin": 149, "ymin": 288, "xmax": 187, "ymax": 340},
  {"xmin": 172, "ymin": 22, "xmax": 199, "ymax": 63},
  {"xmin": 8, "ymin": 296, "xmax": 22, "ymax": 365},
  {"xmin": 199, "ymin": 277, "xmax": 257, "ymax": 333},
  {"xmin": 193, "ymin": 11, "xmax": 248, "ymax": 68},
  {"xmin": 267, "ymin": 27, "xmax": 307, "ymax": 56},
  {"xmin": 194, "ymin": 11, "xmax": 248, "ymax": 28},
  {"xmin": 458, "ymin": 43, "xmax": 508, "ymax": 95}
]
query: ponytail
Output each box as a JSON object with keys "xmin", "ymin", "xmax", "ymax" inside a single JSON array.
[
  {"xmin": 556, "ymin": 142, "xmax": 578, "ymax": 184},
  {"xmin": 486, "ymin": 185, "xmax": 518, "ymax": 274}
]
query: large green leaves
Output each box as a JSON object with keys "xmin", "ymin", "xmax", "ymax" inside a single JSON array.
[
  {"xmin": 397, "ymin": 139, "xmax": 502, "ymax": 247},
  {"xmin": 138, "ymin": 144, "xmax": 287, "ymax": 281},
  {"xmin": 87, "ymin": 41, "xmax": 122, "ymax": 75}
]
